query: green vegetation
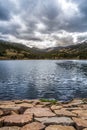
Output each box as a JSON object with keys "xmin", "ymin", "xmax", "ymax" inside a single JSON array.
[
  {"xmin": 40, "ymin": 98, "xmax": 57, "ymax": 104},
  {"xmin": 0, "ymin": 40, "xmax": 87, "ymax": 59}
]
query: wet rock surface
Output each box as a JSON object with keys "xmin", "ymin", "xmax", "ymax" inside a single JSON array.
[{"xmin": 0, "ymin": 99, "xmax": 86, "ymax": 130}]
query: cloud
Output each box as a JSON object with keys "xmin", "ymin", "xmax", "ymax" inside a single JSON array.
[
  {"xmin": 0, "ymin": 0, "xmax": 87, "ymax": 48},
  {"xmin": 0, "ymin": 1, "xmax": 11, "ymax": 20}
]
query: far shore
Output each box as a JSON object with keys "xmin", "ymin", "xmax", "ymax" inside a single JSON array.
[{"xmin": 0, "ymin": 58, "xmax": 87, "ymax": 60}]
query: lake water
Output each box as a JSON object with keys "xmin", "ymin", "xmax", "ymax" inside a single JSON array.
[{"xmin": 0, "ymin": 60, "xmax": 87, "ymax": 101}]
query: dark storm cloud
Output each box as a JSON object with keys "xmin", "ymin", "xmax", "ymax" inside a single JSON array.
[
  {"xmin": 78, "ymin": 0, "xmax": 87, "ymax": 25},
  {"xmin": 0, "ymin": 1, "xmax": 11, "ymax": 20},
  {"xmin": 41, "ymin": 0, "xmax": 59, "ymax": 20},
  {"xmin": 19, "ymin": 0, "xmax": 87, "ymax": 34},
  {"xmin": 0, "ymin": 0, "xmax": 87, "ymax": 48},
  {"xmin": 16, "ymin": 33, "xmax": 42, "ymax": 41},
  {"xmin": 18, "ymin": 0, "xmax": 61, "ymax": 34},
  {"xmin": 0, "ymin": 24, "xmax": 20, "ymax": 35},
  {"xmin": 68, "ymin": 0, "xmax": 87, "ymax": 32}
]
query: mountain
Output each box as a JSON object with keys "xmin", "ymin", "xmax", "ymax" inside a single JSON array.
[
  {"xmin": 0, "ymin": 40, "xmax": 87, "ymax": 59},
  {"xmin": 45, "ymin": 41, "xmax": 87, "ymax": 59},
  {"xmin": 0, "ymin": 40, "xmax": 37, "ymax": 59},
  {"xmin": 31, "ymin": 46, "xmax": 63, "ymax": 52}
]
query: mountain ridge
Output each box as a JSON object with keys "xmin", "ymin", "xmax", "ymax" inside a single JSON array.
[{"xmin": 0, "ymin": 40, "xmax": 87, "ymax": 59}]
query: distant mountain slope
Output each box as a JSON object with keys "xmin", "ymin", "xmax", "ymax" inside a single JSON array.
[
  {"xmin": 48, "ymin": 41, "xmax": 87, "ymax": 59},
  {"xmin": 0, "ymin": 40, "xmax": 87, "ymax": 59},
  {"xmin": 0, "ymin": 40, "xmax": 37, "ymax": 59}
]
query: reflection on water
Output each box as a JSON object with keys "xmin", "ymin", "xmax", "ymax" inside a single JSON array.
[{"xmin": 0, "ymin": 60, "xmax": 87, "ymax": 101}]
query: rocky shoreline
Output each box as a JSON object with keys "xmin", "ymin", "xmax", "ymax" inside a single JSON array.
[{"xmin": 0, "ymin": 99, "xmax": 87, "ymax": 130}]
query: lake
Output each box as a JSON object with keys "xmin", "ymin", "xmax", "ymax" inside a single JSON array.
[{"xmin": 0, "ymin": 60, "xmax": 87, "ymax": 101}]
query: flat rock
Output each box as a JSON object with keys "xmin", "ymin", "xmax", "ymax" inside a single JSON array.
[
  {"xmin": 0, "ymin": 126, "xmax": 20, "ymax": 130},
  {"xmin": 22, "ymin": 99, "xmax": 34, "ymax": 103},
  {"xmin": 45, "ymin": 125, "xmax": 76, "ymax": 130},
  {"xmin": 35, "ymin": 117, "xmax": 74, "ymax": 125},
  {"xmin": 16, "ymin": 103, "xmax": 33, "ymax": 108},
  {"xmin": 32, "ymin": 100, "xmax": 41, "ymax": 106},
  {"xmin": 72, "ymin": 117, "xmax": 87, "ymax": 130},
  {"xmin": 0, "ymin": 106, "xmax": 20, "ymax": 114},
  {"xmin": 81, "ymin": 105, "xmax": 87, "ymax": 109},
  {"xmin": 0, "ymin": 101, "xmax": 14, "ymax": 105},
  {"xmin": 35, "ymin": 105, "xmax": 45, "ymax": 108},
  {"xmin": 51, "ymin": 105, "xmax": 62, "ymax": 110},
  {"xmin": 4, "ymin": 114, "xmax": 33, "ymax": 127},
  {"xmin": 40, "ymin": 102, "xmax": 51, "ymax": 106},
  {"xmin": 0, "ymin": 105, "xmax": 17, "ymax": 109},
  {"xmin": 0, "ymin": 109, "xmax": 3, "ymax": 116},
  {"xmin": 70, "ymin": 99, "xmax": 83, "ymax": 105},
  {"xmin": 81, "ymin": 117, "xmax": 87, "ymax": 120},
  {"xmin": 21, "ymin": 122, "xmax": 45, "ymax": 130},
  {"xmin": 65, "ymin": 107, "xmax": 82, "ymax": 111},
  {"xmin": 24, "ymin": 107, "xmax": 55, "ymax": 117},
  {"xmin": 54, "ymin": 109, "xmax": 76, "ymax": 117},
  {"xmin": 63, "ymin": 99, "xmax": 83, "ymax": 107},
  {"xmin": 72, "ymin": 110, "xmax": 87, "ymax": 117}
]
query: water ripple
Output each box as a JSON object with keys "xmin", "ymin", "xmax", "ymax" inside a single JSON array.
[{"xmin": 0, "ymin": 60, "xmax": 87, "ymax": 101}]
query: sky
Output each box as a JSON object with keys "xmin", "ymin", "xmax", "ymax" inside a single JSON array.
[{"xmin": 0, "ymin": 0, "xmax": 87, "ymax": 48}]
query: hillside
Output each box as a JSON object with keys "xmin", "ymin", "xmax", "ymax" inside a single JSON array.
[
  {"xmin": 0, "ymin": 40, "xmax": 87, "ymax": 59},
  {"xmin": 45, "ymin": 41, "xmax": 87, "ymax": 59},
  {"xmin": 0, "ymin": 40, "xmax": 37, "ymax": 59}
]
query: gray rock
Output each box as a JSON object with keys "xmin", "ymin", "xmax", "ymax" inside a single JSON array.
[{"xmin": 35, "ymin": 117, "xmax": 74, "ymax": 125}]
